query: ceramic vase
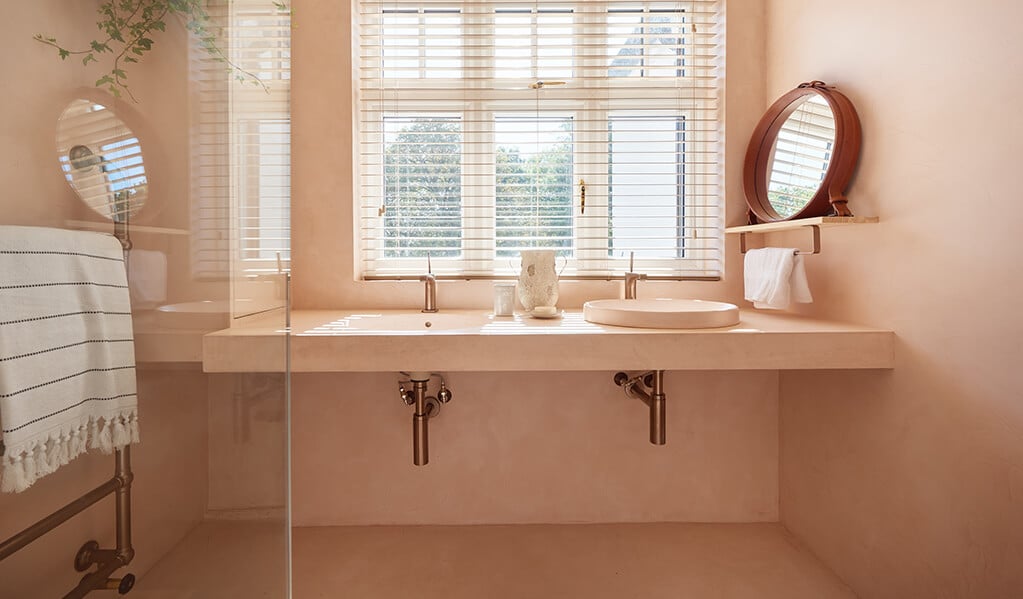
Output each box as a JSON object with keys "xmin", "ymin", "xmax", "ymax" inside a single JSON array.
[{"xmin": 516, "ymin": 249, "xmax": 559, "ymax": 311}]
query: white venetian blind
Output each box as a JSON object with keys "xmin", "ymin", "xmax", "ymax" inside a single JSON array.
[
  {"xmin": 191, "ymin": 0, "xmax": 291, "ymax": 279},
  {"xmin": 356, "ymin": 0, "xmax": 722, "ymax": 279}
]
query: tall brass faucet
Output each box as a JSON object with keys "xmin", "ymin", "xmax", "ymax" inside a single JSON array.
[
  {"xmin": 624, "ymin": 251, "xmax": 647, "ymax": 300},
  {"xmin": 421, "ymin": 253, "xmax": 438, "ymax": 313}
]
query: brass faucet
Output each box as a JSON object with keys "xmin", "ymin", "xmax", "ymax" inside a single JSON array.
[
  {"xmin": 624, "ymin": 252, "xmax": 647, "ymax": 299},
  {"xmin": 420, "ymin": 273, "xmax": 437, "ymax": 313},
  {"xmin": 421, "ymin": 253, "xmax": 438, "ymax": 313}
]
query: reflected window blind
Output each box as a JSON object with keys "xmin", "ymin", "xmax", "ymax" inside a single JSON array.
[
  {"xmin": 357, "ymin": 0, "xmax": 722, "ymax": 279},
  {"xmin": 191, "ymin": 0, "xmax": 291, "ymax": 279},
  {"xmin": 766, "ymin": 95, "xmax": 835, "ymax": 219},
  {"xmin": 59, "ymin": 104, "xmax": 146, "ymax": 222}
]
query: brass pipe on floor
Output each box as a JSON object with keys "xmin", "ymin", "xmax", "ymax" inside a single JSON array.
[
  {"xmin": 64, "ymin": 554, "xmax": 128, "ymax": 599},
  {"xmin": 2, "ymin": 446, "xmax": 136, "ymax": 596},
  {"xmin": 65, "ymin": 446, "xmax": 136, "ymax": 597}
]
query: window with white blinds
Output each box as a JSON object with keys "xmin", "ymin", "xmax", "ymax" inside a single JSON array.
[
  {"xmin": 357, "ymin": 0, "xmax": 722, "ymax": 279},
  {"xmin": 191, "ymin": 0, "xmax": 291, "ymax": 279}
]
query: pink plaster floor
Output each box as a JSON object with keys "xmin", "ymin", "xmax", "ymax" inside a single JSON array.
[
  {"xmin": 132, "ymin": 520, "xmax": 856, "ymax": 598},
  {"xmin": 130, "ymin": 520, "xmax": 288, "ymax": 599}
]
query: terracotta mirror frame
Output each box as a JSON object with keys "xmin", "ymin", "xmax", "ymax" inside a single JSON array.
[{"xmin": 742, "ymin": 81, "xmax": 862, "ymax": 223}]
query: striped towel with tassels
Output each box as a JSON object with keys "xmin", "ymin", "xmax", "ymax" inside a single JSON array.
[{"xmin": 0, "ymin": 226, "xmax": 139, "ymax": 493}]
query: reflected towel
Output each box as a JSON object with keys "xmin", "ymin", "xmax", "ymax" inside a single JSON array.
[
  {"xmin": 743, "ymin": 247, "xmax": 813, "ymax": 310},
  {"xmin": 0, "ymin": 226, "xmax": 139, "ymax": 493},
  {"xmin": 128, "ymin": 249, "xmax": 167, "ymax": 309}
]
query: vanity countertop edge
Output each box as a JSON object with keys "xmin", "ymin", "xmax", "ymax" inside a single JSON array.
[{"xmin": 201, "ymin": 309, "xmax": 895, "ymax": 373}]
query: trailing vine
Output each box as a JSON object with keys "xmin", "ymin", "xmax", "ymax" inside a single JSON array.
[{"xmin": 35, "ymin": 0, "xmax": 287, "ymax": 102}]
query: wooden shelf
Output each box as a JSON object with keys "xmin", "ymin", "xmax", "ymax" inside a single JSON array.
[
  {"xmin": 65, "ymin": 219, "xmax": 190, "ymax": 236},
  {"xmin": 725, "ymin": 215, "xmax": 878, "ymax": 235}
]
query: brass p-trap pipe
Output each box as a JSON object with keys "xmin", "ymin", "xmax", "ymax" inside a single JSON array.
[
  {"xmin": 399, "ymin": 374, "xmax": 452, "ymax": 466},
  {"xmin": 614, "ymin": 370, "xmax": 667, "ymax": 445}
]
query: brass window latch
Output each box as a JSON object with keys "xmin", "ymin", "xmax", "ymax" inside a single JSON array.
[{"xmin": 579, "ymin": 179, "xmax": 586, "ymax": 214}]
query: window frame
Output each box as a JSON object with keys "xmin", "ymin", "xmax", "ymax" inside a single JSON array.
[{"xmin": 357, "ymin": 1, "xmax": 722, "ymax": 280}]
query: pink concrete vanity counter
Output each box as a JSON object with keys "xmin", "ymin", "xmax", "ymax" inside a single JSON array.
[{"xmin": 202, "ymin": 309, "xmax": 894, "ymax": 373}]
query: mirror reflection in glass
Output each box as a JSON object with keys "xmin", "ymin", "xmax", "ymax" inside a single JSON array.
[
  {"xmin": 56, "ymin": 99, "xmax": 147, "ymax": 222},
  {"xmin": 765, "ymin": 95, "xmax": 836, "ymax": 219}
]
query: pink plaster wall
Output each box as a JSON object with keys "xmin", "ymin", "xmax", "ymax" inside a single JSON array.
[
  {"xmin": 764, "ymin": 0, "xmax": 1023, "ymax": 597},
  {"xmin": 288, "ymin": 0, "xmax": 778, "ymax": 526},
  {"xmin": 0, "ymin": 3, "xmax": 214, "ymax": 595},
  {"xmin": 292, "ymin": 371, "xmax": 779, "ymax": 526}
]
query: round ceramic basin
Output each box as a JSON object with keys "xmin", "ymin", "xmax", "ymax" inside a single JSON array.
[{"xmin": 583, "ymin": 298, "xmax": 740, "ymax": 329}]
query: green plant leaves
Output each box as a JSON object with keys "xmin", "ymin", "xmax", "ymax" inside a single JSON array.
[{"xmin": 34, "ymin": 0, "xmax": 283, "ymax": 102}]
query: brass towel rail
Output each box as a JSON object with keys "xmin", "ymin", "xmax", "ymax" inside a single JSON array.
[{"xmin": 0, "ymin": 222, "xmax": 137, "ymax": 597}]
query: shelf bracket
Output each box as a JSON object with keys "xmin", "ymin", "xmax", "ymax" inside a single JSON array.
[{"xmin": 740, "ymin": 224, "xmax": 821, "ymax": 255}]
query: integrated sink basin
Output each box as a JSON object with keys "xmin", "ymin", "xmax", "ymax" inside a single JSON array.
[
  {"xmin": 583, "ymin": 298, "xmax": 740, "ymax": 329},
  {"xmin": 304, "ymin": 311, "xmax": 491, "ymax": 334}
]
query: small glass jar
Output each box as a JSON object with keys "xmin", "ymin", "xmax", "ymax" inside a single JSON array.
[{"xmin": 493, "ymin": 282, "xmax": 516, "ymax": 317}]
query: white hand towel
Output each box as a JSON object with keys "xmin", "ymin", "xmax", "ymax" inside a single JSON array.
[
  {"xmin": 743, "ymin": 247, "xmax": 813, "ymax": 310},
  {"xmin": 127, "ymin": 249, "xmax": 167, "ymax": 309},
  {"xmin": 0, "ymin": 226, "xmax": 139, "ymax": 493}
]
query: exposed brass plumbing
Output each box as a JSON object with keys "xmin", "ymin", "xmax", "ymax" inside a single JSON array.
[
  {"xmin": 398, "ymin": 373, "xmax": 453, "ymax": 465},
  {"xmin": 613, "ymin": 370, "xmax": 666, "ymax": 445}
]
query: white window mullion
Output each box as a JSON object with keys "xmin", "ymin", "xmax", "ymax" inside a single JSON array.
[
  {"xmin": 575, "ymin": 101, "xmax": 610, "ymax": 275},
  {"xmin": 574, "ymin": 1, "xmax": 610, "ymax": 275},
  {"xmin": 678, "ymin": 3, "xmax": 722, "ymax": 278}
]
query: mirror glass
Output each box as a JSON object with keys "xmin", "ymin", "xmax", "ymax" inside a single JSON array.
[
  {"xmin": 765, "ymin": 95, "xmax": 836, "ymax": 219},
  {"xmin": 56, "ymin": 99, "xmax": 148, "ymax": 222}
]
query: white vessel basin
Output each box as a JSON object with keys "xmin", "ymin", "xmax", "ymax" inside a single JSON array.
[{"xmin": 583, "ymin": 298, "xmax": 740, "ymax": 329}]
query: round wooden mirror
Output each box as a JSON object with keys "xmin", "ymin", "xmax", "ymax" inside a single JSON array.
[
  {"xmin": 742, "ymin": 81, "xmax": 861, "ymax": 223},
  {"xmin": 56, "ymin": 98, "xmax": 148, "ymax": 223}
]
